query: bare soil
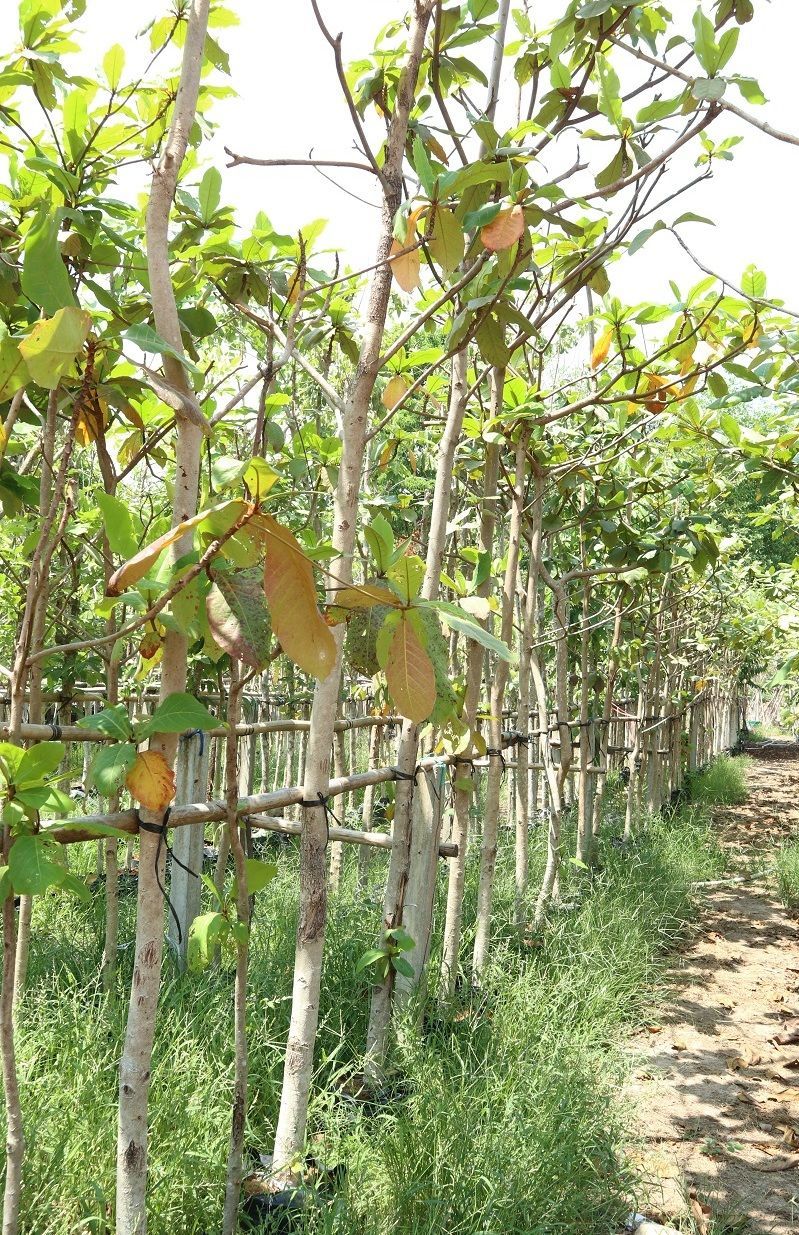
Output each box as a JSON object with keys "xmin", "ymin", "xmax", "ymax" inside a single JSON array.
[{"xmin": 625, "ymin": 748, "xmax": 799, "ymax": 1234}]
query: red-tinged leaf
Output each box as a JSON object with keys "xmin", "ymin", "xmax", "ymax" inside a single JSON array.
[
  {"xmin": 106, "ymin": 499, "xmax": 245, "ymax": 596},
  {"xmin": 480, "ymin": 204, "xmax": 524, "ymax": 252},
  {"xmin": 389, "ymin": 239, "xmax": 421, "ymax": 293},
  {"xmin": 385, "ymin": 614, "xmax": 436, "ymax": 724},
  {"xmin": 206, "ymin": 568, "xmax": 271, "ymax": 668},
  {"xmin": 254, "ymin": 513, "xmax": 336, "ymax": 680},
  {"xmin": 126, "ymin": 750, "xmax": 176, "ymax": 812},
  {"xmin": 591, "ymin": 326, "xmax": 613, "ymax": 369},
  {"xmin": 332, "ymin": 583, "xmax": 402, "ymax": 610}
]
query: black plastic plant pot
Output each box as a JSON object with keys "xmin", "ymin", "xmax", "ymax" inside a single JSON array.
[{"xmin": 241, "ymin": 1186, "xmax": 310, "ymax": 1233}]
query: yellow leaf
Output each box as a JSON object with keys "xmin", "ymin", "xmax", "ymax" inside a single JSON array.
[
  {"xmin": 332, "ymin": 583, "xmax": 401, "ymax": 610},
  {"xmin": 385, "ymin": 614, "xmax": 436, "ymax": 724},
  {"xmin": 75, "ymin": 392, "xmax": 107, "ymax": 446},
  {"xmin": 126, "ymin": 750, "xmax": 176, "ymax": 812},
  {"xmin": 389, "ymin": 238, "xmax": 421, "ymax": 293},
  {"xmin": 643, "ymin": 371, "xmax": 669, "ymax": 413},
  {"xmin": 591, "ymin": 327, "xmax": 613, "ymax": 370},
  {"xmin": 428, "ymin": 205, "xmax": 464, "ymax": 274},
  {"xmin": 480, "ymin": 203, "xmax": 524, "ymax": 253},
  {"xmin": 106, "ymin": 499, "xmax": 246, "ymax": 596},
  {"xmin": 254, "ymin": 513, "xmax": 336, "ymax": 680},
  {"xmin": 382, "ymin": 375, "xmax": 409, "ymax": 409}
]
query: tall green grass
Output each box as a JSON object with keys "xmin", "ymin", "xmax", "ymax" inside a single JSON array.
[
  {"xmin": 689, "ymin": 753, "xmax": 749, "ymax": 807},
  {"xmin": 8, "ymin": 783, "xmax": 727, "ymax": 1234},
  {"xmin": 776, "ymin": 838, "xmax": 799, "ymax": 909}
]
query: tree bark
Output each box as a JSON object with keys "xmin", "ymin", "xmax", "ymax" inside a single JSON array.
[
  {"xmin": 116, "ymin": 4, "xmax": 209, "ymax": 1230},
  {"xmin": 270, "ymin": 0, "xmax": 435, "ymax": 1174}
]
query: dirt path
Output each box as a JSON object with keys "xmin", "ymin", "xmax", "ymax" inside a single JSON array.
[{"xmin": 625, "ymin": 749, "xmax": 799, "ymax": 1234}]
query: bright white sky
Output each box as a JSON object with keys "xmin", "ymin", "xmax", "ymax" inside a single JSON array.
[{"xmin": 1, "ymin": 1, "xmax": 797, "ymax": 310}]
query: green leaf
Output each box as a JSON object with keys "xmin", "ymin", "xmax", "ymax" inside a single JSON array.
[
  {"xmin": 16, "ymin": 742, "xmax": 64, "ymax": 786},
  {"xmin": 730, "ymin": 75, "xmax": 766, "ymax": 105},
  {"xmin": 21, "ymin": 208, "xmax": 76, "ymax": 315},
  {"xmin": 123, "ymin": 324, "xmax": 202, "ymax": 378},
  {"xmin": 387, "ymin": 554, "xmax": 425, "ymax": 604},
  {"xmin": 428, "ymin": 206, "xmax": 465, "ymax": 275},
  {"xmin": 243, "ymin": 457, "xmax": 279, "ymax": 499},
  {"xmin": 96, "ymin": 490, "xmax": 138, "ymax": 559},
  {"xmin": 596, "ymin": 53, "xmax": 622, "ymax": 130},
  {"xmin": 187, "ymin": 910, "xmax": 227, "ymax": 972},
  {"xmin": 741, "ymin": 263, "xmax": 766, "ymax": 299},
  {"xmin": 355, "ymin": 947, "xmax": 387, "ymax": 974},
  {"xmin": 103, "ymin": 43, "xmax": 125, "ymax": 90},
  {"xmin": 197, "ymin": 166, "xmax": 222, "ymax": 226},
  {"xmin": 8, "ymin": 836, "xmax": 87, "ymax": 900},
  {"xmin": 19, "ymin": 307, "xmax": 91, "ymax": 390},
  {"xmin": 78, "ymin": 704, "xmax": 133, "ymax": 741},
  {"xmin": 412, "ymin": 136, "xmax": 436, "ymax": 197},
  {"xmin": 138, "ymin": 692, "xmax": 219, "ymax": 738},
  {"xmin": 692, "ymin": 8, "xmax": 719, "ymax": 75},
  {"xmin": 244, "ymin": 857, "xmax": 277, "ymax": 894},
  {"xmin": 692, "ymin": 77, "xmax": 726, "ymax": 101},
  {"xmin": 88, "ymin": 743, "xmax": 137, "ymax": 796},
  {"xmin": 392, "ymin": 955, "xmax": 415, "ymax": 978},
  {"xmin": 0, "ymin": 326, "xmax": 29, "ymax": 401},
  {"xmin": 426, "ymin": 600, "xmax": 514, "ymax": 662},
  {"xmin": 386, "ymin": 926, "xmax": 415, "ymax": 952}
]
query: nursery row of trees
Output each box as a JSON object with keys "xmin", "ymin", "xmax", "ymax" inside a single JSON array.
[{"xmin": 0, "ymin": 0, "xmax": 797, "ymax": 1230}]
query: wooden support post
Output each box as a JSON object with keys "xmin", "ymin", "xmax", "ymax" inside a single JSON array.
[{"xmin": 168, "ymin": 730, "xmax": 211, "ymax": 964}]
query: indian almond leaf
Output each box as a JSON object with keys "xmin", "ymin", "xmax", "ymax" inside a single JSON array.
[
  {"xmin": 125, "ymin": 750, "xmax": 176, "ymax": 812},
  {"xmin": 75, "ymin": 389, "xmax": 107, "ymax": 446},
  {"xmin": 331, "ymin": 583, "xmax": 402, "ymax": 611},
  {"xmin": 428, "ymin": 205, "xmax": 465, "ymax": 274},
  {"xmin": 106, "ymin": 499, "xmax": 245, "ymax": 596},
  {"xmin": 382, "ymin": 375, "xmax": 409, "ymax": 409},
  {"xmin": 385, "ymin": 613, "xmax": 437, "ymax": 724},
  {"xmin": 206, "ymin": 568, "xmax": 271, "ymax": 669},
  {"xmin": 19, "ymin": 307, "xmax": 91, "ymax": 390},
  {"xmin": 253, "ymin": 513, "xmax": 336, "ymax": 680},
  {"xmin": 388, "ymin": 239, "xmax": 421, "ymax": 293},
  {"xmin": 591, "ymin": 326, "xmax": 613, "ymax": 369},
  {"xmin": 480, "ymin": 204, "xmax": 525, "ymax": 253}
]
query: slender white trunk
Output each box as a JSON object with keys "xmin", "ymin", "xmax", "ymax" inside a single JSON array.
[
  {"xmin": 440, "ymin": 446, "xmax": 500, "ymax": 993},
  {"xmin": 116, "ymin": 6, "xmax": 209, "ymax": 1229},
  {"xmin": 472, "ymin": 421, "xmax": 526, "ymax": 976},
  {"xmin": 271, "ymin": 1, "xmax": 435, "ymax": 1172}
]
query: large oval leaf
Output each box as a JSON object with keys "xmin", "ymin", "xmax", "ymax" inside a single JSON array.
[
  {"xmin": 126, "ymin": 750, "xmax": 176, "ymax": 812},
  {"xmin": 480, "ymin": 204, "xmax": 524, "ymax": 253},
  {"xmin": 255, "ymin": 513, "xmax": 336, "ymax": 680},
  {"xmin": 206, "ymin": 568, "xmax": 271, "ymax": 668},
  {"xmin": 385, "ymin": 614, "xmax": 436, "ymax": 723}
]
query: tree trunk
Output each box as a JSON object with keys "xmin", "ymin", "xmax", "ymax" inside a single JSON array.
[
  {"xmin": 270, "ymin": 0, "xmax": 435, "ymax": 1174},
  {"xmin": 116, "ymin": 5, "xmax": 209, "ymax": 1229}
]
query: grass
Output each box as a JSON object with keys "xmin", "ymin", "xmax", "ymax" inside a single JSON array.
[
  {"xmin": 776, "ymin": 837, "xmax": 799, "ymax": 909},
  {"xmin": 7, "ymin": 777, "xmax": 730, "ymax": 1234},
  {"xmin": 689, "ymin": 754, "xmax": 750, "ymax": 807}
]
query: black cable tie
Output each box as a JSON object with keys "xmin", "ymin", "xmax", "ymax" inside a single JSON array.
[
  {"xmin": 181, "ymin": 727, "xmax": 205, "ymax": 756},
  {"xmin": 299, "ymin": 791, "xmax": 331, "ymax": 847},
  {"xmin": 136, "ymin": 807, "xmax": 197, "ymax": 946},
  {"xmin": 391, "ymin": 766, "xmax": 418, "ymax": 783},
  {"xmin": 486, "ymin": 747, "xmax": 507, "ymax": 774},
  {"xmin": 50, "ymin": 723, "xmax": 62, "ymax": 739}
]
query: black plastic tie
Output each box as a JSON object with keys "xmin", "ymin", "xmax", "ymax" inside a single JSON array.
[{"xmin": 137, "ymin": 807, "xmax": 198, "ymax": 945}]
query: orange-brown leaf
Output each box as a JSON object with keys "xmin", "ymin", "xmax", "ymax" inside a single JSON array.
[
  {"xmin": 255, "ymin": 513, "xmax": 336, "ymax": 680},
  {"xmin": 480, "ymin": 204, "xmax": 524, "ymax": 253},
  {"xmin": 591, "ymin": 327, "xmax": 613, "ymax": 370},
  {"xmin": 126, "ymin": 750, "xmax": 176, "ymax": 812},
  {"xmin": 382, "ymin": 375, "xmax": 410, "ymax": 409},
  {"xmin": 106, "ymin": 500, "xmax": 245, "ymax": 596},
  {"xmin": 389, "ymin": 239, "xmax": 421, "ymax": 293},
  {"xmin": 385, "ymin": 615, "xmax": 436, "ymax": 724}
]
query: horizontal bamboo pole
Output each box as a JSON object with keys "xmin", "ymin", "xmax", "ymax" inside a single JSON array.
[
  {"xmin": 47, "ymin": 743, "xmax": 523, "ymax": 847},
  {"xmin": 0, "ymin": 715, "xmax": 399, "ymax": 744},
  {"xmin": 248, "ymin": 814, "xmax": 457, "ymax": 857}
]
